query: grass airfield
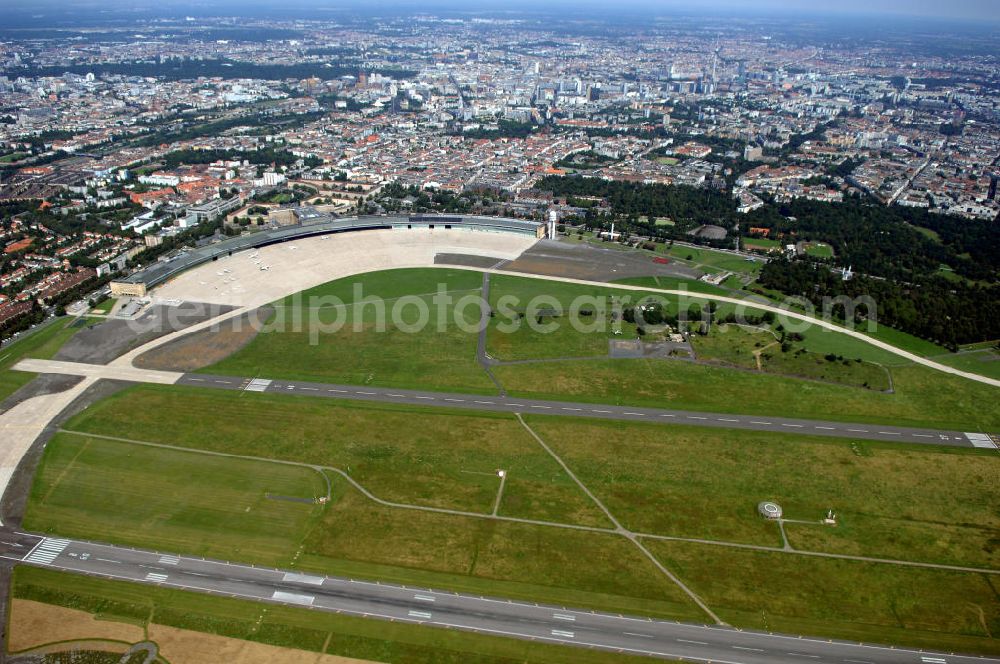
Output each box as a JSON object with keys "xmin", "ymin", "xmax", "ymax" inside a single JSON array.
[{"xmin": 13, "ymin": 264, "xmax": 1000, "ymax": 659}]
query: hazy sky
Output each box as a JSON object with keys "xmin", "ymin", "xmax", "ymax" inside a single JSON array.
[
  {"xmin": 635, "ymin": 0, "xmax": 998, "ymax": 20},
  {"xmin": 6, "ymin": 0, "xmax": 999, "ymax": 23}
]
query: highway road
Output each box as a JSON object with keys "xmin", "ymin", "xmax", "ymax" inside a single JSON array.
[
  {"xmin": 0, "ymin": 531, "xmax": 996, "ymax": 664},
  {"xmin": 178, "ymin": 373, "xmax": 997, "ymax": 449}
]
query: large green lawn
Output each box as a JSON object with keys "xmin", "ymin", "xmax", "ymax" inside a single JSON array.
[
  {"xmin": 493, "ymin": 359, "xmax": 1000, "ymax": 431},
  {"xmin": 59, "ymin": 384, "xmax": 608, "ymax": 526},
  {"xmin": 12, "ymin": 568, "xmax": 669, "ymax": 664},
  {"xmin": 646, "ymin": 541, "xmax": 1000, "ymax": 655},
  {"xmin": 25, "ymin": 382, "xmax": 1000, "ymax": 652},
  {"xmin": 932, "ymin": 348, "xmax": 1000, "ymax": 381},
  {"xmin": 0, "ymin": 316, "xmax": 90, "ymax": 403},
  {"xmin": 613, "ymin": 275, "xmax": 732, "ymax": 296},
  {"xmin": 201, "ymin": 268, "xmax": 997, "ymax": 429},
  {"xmin": 25, "ymin": 433, "xmax": 327, "ymax": 564},
  {"xmin": 526, "ymin": 416, "xmax": 1000, "ymax": 568},
  {"xmin": 28, "ymin": 395, "xmax": 702, "ymax": 621},
  {"xmin": 204, "ymin": 268, "xmax": 495, "ymax": 393},
  {"xmin": 692, "ymin": 323, "xmax": 893, "ymax": 391},
  {"xmin": 665, "ymin": 245, "xmax": 764, "ymax": 274}
]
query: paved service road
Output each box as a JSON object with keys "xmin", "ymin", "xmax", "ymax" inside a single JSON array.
[
  {"xmin": 1, "ymin": 532, "xmax": 996, "ymax": 664},
  {"xmin": 178, "ymin": 373, "xmax": 996, "ymax": 449}
]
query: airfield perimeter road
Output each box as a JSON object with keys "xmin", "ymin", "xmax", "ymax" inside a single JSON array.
[
  {"xmin": 0, "ymin": 532, "xmax": 996, "ymax": 664},
  {"xmin": 10, "ymin": 358, "xmax": 997, "ymax": 448}
]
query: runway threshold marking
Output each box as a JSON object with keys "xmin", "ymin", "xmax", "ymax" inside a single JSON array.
[
  {"xmin": 273, "ymin": 590, "xmax": 314, "ymax": 606},
  {"xmin": 145, "ymin": 572, "xmax": 169, "ymax": 582},
  {"xmin": 414, "ymin": 594, "xmax": 436, "ymax": 602},
  {"xmin": 966, "ymin": 432, "xmax": 998, "ymax": 449},
  {"xmin": 158, "ymin": 555, "xmax": 180, "ymax": 565},
  {"xmin": 920, "ymin": 657, "xmax": 948, "ymax": 664},
  {"xmin": 551, "ymin": 629, "xmax": 575, "ymax": 638},
  {"xmin": 283, "ymin": 572, "xmax": 324, "ymax": 585},
  {"xmin": 553, "ymin": 613, "xmax": 576, "ymax": 621},
  {"xmin": 408, "ymin": 610, "xmax": 432, "ymax": 619},
  {"xmin": 24, "ymin": 538, "xmax": 70, "ymax": 565},
  {"xmin": 244, "ymin": 378, "xmax": 272, "ymax": 393}
]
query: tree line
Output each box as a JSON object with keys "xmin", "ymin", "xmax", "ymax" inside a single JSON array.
[{"xmin": 758, "ymin": 258, "xmax": 1000, "ymax": 348}]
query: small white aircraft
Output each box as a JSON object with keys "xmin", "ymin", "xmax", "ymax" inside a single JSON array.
[{"xmin": 260, "ymin": 265, "xmax": 271, "ymax": 271}]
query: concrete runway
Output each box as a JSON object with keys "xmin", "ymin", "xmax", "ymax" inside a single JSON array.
[
  {"xmin": 10, "ymin": 359, "xmax": 996, "ymax": 448},
  {"xmin": 179, "ymin": 373, "xmax": 994, "ymax": 448},
  {"xmin": 0, "ymin": 531, "xmax": 995, "ymax": 664}
]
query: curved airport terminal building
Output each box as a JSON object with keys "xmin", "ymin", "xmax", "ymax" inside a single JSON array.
[{"xmin": 111, "ymin": 214, "xmax": 546, "ymax": 297}]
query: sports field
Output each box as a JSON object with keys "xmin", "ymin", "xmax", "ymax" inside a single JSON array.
[{"xmin": 804, "ymin": 242, "xmax": 834, "ymax": 258}]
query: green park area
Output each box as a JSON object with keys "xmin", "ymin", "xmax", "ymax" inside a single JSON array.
[
  {"xmin": 30, "ymin": 387, "xmax": 699, "ymax": 621},
  {"xmin": 931, "ymin": 347, "xmax": 1000, "ymax": 380},
  {"xmin": 200, "ymin": 268, "xmax": 998, "ymax": 430},
  {"xmin": 691, "ymin": 323, "xmax": 893, "ymax": 390},
  {"xmin": 204, "ymin": 268, "xmax": 494, "ymax": 393},
  {"xmin": 494, "ymin": 359, "xmax": 998, "ymax": 431},
  {"xmin": 525, "ymin": 416, "xmax": 1000, "ymax": 569},
  {"xmin": 662, "ymin": 244, "xmax": 764, "ymax": 275},
  {"xmin": 21, "ymin": 383, "xmax": 1000, "ymax": 654},
  {"xmin": 645, "ymin": 541, "xmax": 1000, "ymax": 653},
  {"xmin": 0, "ymin": 151, "xmax": 30, "ymax": 163},
  {"xmin": 89, "ymin": 297, "xmax": 118, "ymax": 314},
  {"xmin": 0, "ymin": 315, "xmax": 92, "ymax": 403}
]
